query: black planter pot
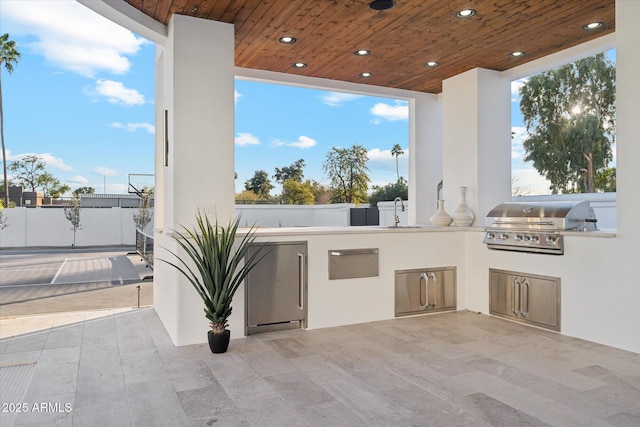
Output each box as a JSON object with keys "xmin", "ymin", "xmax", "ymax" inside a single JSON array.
[{"xmin": 208, "ymin": 330, "xmax": 231, "ymax": 353}]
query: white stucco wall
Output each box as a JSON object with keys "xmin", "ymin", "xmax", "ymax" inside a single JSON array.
[{"xmin": 0, "ymin": 207, "xmax": 137, "ymax": 248}]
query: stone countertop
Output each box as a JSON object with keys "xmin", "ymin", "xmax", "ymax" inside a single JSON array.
[
  {"xmin": 160, "ymin": 225, "xmax": 616, "ymax": 238},
  {"xmin": 244, "ymin": 225, "xmax": 479, "ymax": 237}
]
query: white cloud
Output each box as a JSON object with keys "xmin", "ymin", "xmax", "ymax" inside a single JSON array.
[
  {"xmin": 511, "ymin": 78, "xmax": 527, "ymax": 102},
  {"xmin": 7, "ymin": 152, "xmax": 72, "ymax": 171},
  {"xmin": 88, "ymin": 80, "xmax": 145, "ymax": 106},
  {"xmin": 2, "ymin": 0, "xmax": 146, "ymax": 77},
  {"xmin": 511, "ymin": 126, "xmax": 528, "ymax": 160},
  {"xmin": 235, "ymin": 133, "xmax": 260, "ymax": 146},
  {"xmin": 319, "ymin": 92, "xmax": 363, "ymax": 107},
  {"xmin": 287, "ymin": 136, "xmax": 317, "ymax": 149},
  {"xmin": 68, "ymin": 176, "xmax": 89, "ymax": 185},
  {"xmin": 112, "ymin": 122, "xmax": 155, "ymax": 133},
  {"xmin": 235, "ymin": 90, "xmax": 242, "ymax": 104},
  {"xmin": 367, "ymin": 147, "xmax": 409, "ymax": 175},
  {"xmin": 370, "ymin": 102, "xmax": 408, "ymax": 121},
  {"xmin": 92, "ymin": 166, "xmax": 119, "ymax": 176},
  {"xmin": 512, "ymin": 169, "xmax": 552, "ymax": 195},
  {"xmin": 39, "ymin": 153, "xmax": 73, "ymax": 171}
]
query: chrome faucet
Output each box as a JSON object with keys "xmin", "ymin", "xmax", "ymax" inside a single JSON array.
[{"xmin": 394, "ymin": 197, "xmax": 405, "ymax": 227}]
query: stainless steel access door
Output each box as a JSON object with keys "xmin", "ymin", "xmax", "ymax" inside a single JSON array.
[
  {"xmin": 489, "ymin": 269, "xmax": 560, "ymax": 331},
  {"xmin": 246, "ymin": 242, "xmax": 307, "ymax": 335},
  {"xmin": 395, "ymin": 267, "xmax": 456, "ymax": 317}
]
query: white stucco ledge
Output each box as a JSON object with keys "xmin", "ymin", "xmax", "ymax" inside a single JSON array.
[
  {"xmin": 238, "ymin": 225, "xmax": 481, "ymax": 237},
  {"xmin": 563, "ymin": 229, "xmax": 616, "ymax": 238},
  {"xmin": 157, "ymin": 226, "xmax": 615, "ymax": 238}
]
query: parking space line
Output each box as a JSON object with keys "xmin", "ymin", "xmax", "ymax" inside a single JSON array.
[{"xmin": 50, "ymin": 258, "xmax": 68, "ymax": 284}]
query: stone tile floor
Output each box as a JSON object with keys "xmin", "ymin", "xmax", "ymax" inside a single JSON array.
[{"xmin": 0, "ymin": 309, "xmax": 639, "ymax": 426}]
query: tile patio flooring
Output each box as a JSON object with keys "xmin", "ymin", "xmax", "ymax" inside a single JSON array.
[{"xmin": 1, "ymin": 309, "xmax": 639, "ymax": 426}]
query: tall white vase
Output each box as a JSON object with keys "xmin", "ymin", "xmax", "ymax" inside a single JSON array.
[
  {"xmin": 452, "ymin": 186, "xmax": 474, "ymax": 226},
  {"xmin": 429, "ymin": 199, "xmax": 453, "ymax": 226}
]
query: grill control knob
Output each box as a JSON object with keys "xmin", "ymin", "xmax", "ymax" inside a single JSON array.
[
  {"xmin": 499, "ymin": 233, "xmax": 509, "ymax": 240},
  {"xmin": 546, "ymin": 236, "xmax": 558, "ymax": 245},
  {"xmin": 529, "ymin": 235, "xmax": 540, "ymax": 244},
  {"xmin": 514, "ymin": 234, "xmax": 523, "ymax": 241},
  {"xmin": 486, "ymin": 232, "xmax": 495, "ymax": 240}
]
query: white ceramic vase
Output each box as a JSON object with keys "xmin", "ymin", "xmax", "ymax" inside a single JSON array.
[
  {"xmin": 452, "ymin": 186, "xmax": 474, "ymax": 226},
  {"xmin": 429, "ymin": 199, "xmax": 453, "ymax": 226}
]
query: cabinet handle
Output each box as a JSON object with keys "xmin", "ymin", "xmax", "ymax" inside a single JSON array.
[
  {"xmin": 298, "ymin": 253, "xmax": 305, "ymax": 309},
  {"xmin": 420, "ymin": 272, "xmax": 437, "ymax": 309},
  {"xmin": 521, "ymin": 278, "xmax": 529, "ymax": 318},
  {"xmin": 512, "ymin": 277, "xmax": 522, "ymax": 317},
  {"xmin": 420, "ymin": 273, "xmax": 429, "ymax": 309},
  {"xmin": 430, "ymin": 272, "xmax": 437, "ymax": 308}
]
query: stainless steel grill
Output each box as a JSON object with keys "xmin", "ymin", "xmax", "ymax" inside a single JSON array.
[{"xmin": 483, "ymin": 201, "xmax": 597, "ymax": 255}]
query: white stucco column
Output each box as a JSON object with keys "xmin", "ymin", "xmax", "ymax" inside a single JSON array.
[
  {"xmin": 441, "ymin": 68, "xmax": 511, "ymax": 223},
  {"xmin": 409, "ymin": 93, "xmax": 442, "ymax": 225},
  {"xmin": 614, "ymin": 0, "xmax": 640, "ymax": 351},
  {"xmin": 154, "ymin": 15, "xmax": 235, "ymax": 346},
  {"xmin": 615, "ymin": 0, "xmax": 640, "ymax": 238}
]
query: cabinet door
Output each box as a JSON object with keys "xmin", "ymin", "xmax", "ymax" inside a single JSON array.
[
  {"xmin": 246, "ymin": 242, "xmax": 307, "ymax": 328},
  {"xmin": 433, "ymin": 268, "xmax": 456, "ymax": 311},
  {"xmin": 489, "ymin": 269, "xmax": 560, "ymax": 332},
  {"xmin": 395, "ymin": 268, "xmax": 456, "ymax": 317},
  {"xmin": 523, "ymin": 276, "xmax": 560, "ymax": 330},
  {"xmin": 489, "ymin": 270, "xmax": 516, "ymax": 318}
]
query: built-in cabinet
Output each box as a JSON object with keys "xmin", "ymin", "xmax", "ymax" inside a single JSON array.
[
  {"xmin": 245, "ymin": 242, "xmax": 307, "ymax": 335},
  {"xmin": 489, "ymin": 269, "xmax": 561, "ymax": 331},
  {"xmin": 395, "ymin": 267, "xmax": 456, "ymax": 317}
]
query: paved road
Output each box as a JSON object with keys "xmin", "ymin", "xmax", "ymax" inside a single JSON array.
[{"xmin": 0, "ymin": 247, "xmax": 153, "ymax": 317}]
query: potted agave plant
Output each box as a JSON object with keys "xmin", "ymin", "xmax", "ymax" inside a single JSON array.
[{"xmin": 161, "ymin": 213, "xmax": 265, "ymax": 353}]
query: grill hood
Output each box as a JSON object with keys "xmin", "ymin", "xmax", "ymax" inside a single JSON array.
[{"xmin": 485, "ymin": 200, "xmax": 597, "ymax": 232}]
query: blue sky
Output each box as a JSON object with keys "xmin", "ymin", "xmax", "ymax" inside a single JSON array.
[{"xmin": 2, "ymin": 0, "xmax": 600, "ymax": 197}]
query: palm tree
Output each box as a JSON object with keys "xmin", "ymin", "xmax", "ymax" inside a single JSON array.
[
  {"xmin": 391, "ymin": 143, "xmax": 404, "ymax": 182},
  {"xmin": 1, "ymin": 34, "xmax": 21, "ymax": 209}
]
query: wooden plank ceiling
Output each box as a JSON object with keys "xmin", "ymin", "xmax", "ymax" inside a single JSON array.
[{"xmin": 125, "ymin": 0, "xmax": 614, "ymax": 93}]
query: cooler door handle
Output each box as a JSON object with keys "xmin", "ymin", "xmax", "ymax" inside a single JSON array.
[{"xmin": 297, "ymin": 253, "xmax": 305, "ymax": 309}]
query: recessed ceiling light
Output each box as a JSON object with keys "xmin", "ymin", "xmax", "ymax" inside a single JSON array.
[
  {"xmin": 456, "ymin": 9, "xmax": 476, "ymax": 18},
  {"xmin": 424, "ymin": 61, "xmax": 439, "ymax": 67},
  {"xmin": 355, "ymin": 49, "xmax": 371, "ymax": 56},
  {"xmin": 279, "ymin": 36, "xmax": 296, "ymax": 44},
  {"xmin": 360, "ymin": 72, "xmax": 373, "ymax": 78},
  {"xmin": 292, "ymin": 62, "xmax": 307, "ymax": 68},
  {"xmin": 370, "ymin": 0, "xmax": 395, "ymax": 11},
  {"xmin": 509, "ymin": 51, "xmax": 525, "ymax": 58},
  {"xmin": 583, "ymin": 22, "xmax": 604, "ymax": 30}
]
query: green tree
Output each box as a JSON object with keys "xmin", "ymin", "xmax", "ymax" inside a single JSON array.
[
  {"xmin": 235, "ymin": 190, "xmax": 263, "ymax": 204},
  {"xmin": 308, "ymin": 180, "xmax": 332, "ymax": 204},
  {"xmin": 0, "ymin": 198, "xmax": 7, "ymax": 230},
  {"xmin": 1, "ymin": 33, "xmax": 20, "ymax": 209},
  {"xmin": 274, "ymin": 159, "xmax": 305, "ymax": 184},
  {"xmin": 369, "ymin": 177, "xmax": 408, "ymax": 207},
  {"xmin": 38, "ymin": 172, "xmax": 70, "ymax": 198},
  {"xmin": 9, "ymin": 155, "xmax": 46, "ymax": 191},
  {"xmin": 519, "ymin": 53, "xmax": 615, "ymax": 193},
  {"xmin": 9, "ymin": 155, "xmax": 69, "ymax": 197},
  {"xmin": 322, "ymin": 145, "xmax": 370, "ymax": 204},
  {"xmin": 72, "ymin": 186, "xmax": 96, "ymax": 196},
  {"xmin": 244, "ymin": 170, "xmax": 274, "ymax": 198},
  {"xmin": 281, "ymin": 179, "xmax": 315, "ymax": 205},
  {"xmin": 133, "ymin": 192, "xmax": 153, "ymax": 231},
  {"xmin": 64, "ymin": 196, "xmax": 82, "ymax": 248},
  {"xmin": 391, "ymin": 143, "xmax": 404, "ymax": 181},
  {"xmin": 594, "ymin": 167, "xmax": 616, "ymax": 193}
]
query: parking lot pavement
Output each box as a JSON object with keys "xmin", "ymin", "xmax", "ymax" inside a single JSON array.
[{"xmin": 0, "ymin": 247, "xmax": 153, "ymax": 318}]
